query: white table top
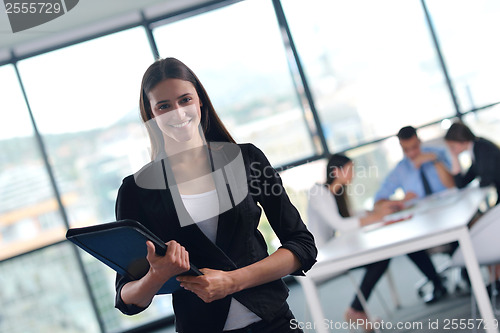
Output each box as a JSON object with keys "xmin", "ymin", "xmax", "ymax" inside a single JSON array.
[
  {"xmin": 315, "ymin": 186, "xmax": 490, "ymax": 267},
  {"xmin": 299, "ymin": 185, "xmax": 498, "ymax": 333}
]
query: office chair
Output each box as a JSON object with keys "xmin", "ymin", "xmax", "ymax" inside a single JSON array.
[{"xmin": 435, "ymin": 203, "xmax": 500, "ymax": 332}]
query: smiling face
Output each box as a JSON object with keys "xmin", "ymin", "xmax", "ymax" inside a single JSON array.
[{"xmin": 148, "ymin": 78, "xmax": 202, "ymax": 144}]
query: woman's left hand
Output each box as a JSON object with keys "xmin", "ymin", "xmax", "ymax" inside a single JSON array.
[{"xmin": 177, "ymin": 268, "xmax": 237, "ymax": 303}]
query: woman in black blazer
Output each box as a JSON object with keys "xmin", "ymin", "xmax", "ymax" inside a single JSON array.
[
  {"xmin": 114, "ymin": 57, "xmax": 317, "ymax": 333},
  {"xmin": 445, "ymin": 121, "xmax": 500, "ymax": 205},
  {"xmin": 445, "ymin": 121, "xmax": 500, "ymax": 293}
]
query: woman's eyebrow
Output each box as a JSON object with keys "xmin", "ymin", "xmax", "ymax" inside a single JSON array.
[
  {"xmin": 155, "ymin": 93, "xmax": 192, "ymax": 106},
  {"xmin": 177, "ymin": 93, "xmax": 192, "ymax": 99}
]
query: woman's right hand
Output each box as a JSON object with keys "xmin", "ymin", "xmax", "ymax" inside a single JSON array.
[
  {"xmin": 120, "ymin": 240, "xmax": 190, "ymax": 308},
  {"xmin": 146, "ymin": 240, "xmax": 191, "ymax": 283},
  {"xmin": 362, "ymin": 200, "xmax": 404, "ymax": 225},
  {"xmin": 376, "ymin": 200, "xmax": 405, "ymax": 214}
]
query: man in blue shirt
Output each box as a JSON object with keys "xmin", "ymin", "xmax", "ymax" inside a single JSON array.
[
  {"xmin": 374, "ymin": 126, "xmax": 455, "ymax": 304},
  {"xmin": 375, "ymin": 126, "xmax": 455, "ymax": 204}
]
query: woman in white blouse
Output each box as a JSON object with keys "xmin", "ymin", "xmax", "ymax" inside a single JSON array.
[{"xmin": 307, "ymin": 154, "xmax": 447, "ymax": 331}]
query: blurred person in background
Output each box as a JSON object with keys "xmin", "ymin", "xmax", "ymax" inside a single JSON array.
[
  {"xmin": 445, "ymin": 121, "xmax": 500, "ymax": 293},
  {"xmin": 445, "ymin": 121, "xmax": 500, "ymax": 205},
  {"xmin": 374, "ymin": 125, "xmax": 455, "ymax": 205}
]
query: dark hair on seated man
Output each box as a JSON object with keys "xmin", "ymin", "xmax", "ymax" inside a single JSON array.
[{"xmin": 397, "ymin": 126, "xmax": 418, "ymax": 140}]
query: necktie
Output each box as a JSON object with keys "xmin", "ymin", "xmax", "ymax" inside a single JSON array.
[{"xmin": 420, "ymin": 166, "xmax": 433, "ymax": 196}]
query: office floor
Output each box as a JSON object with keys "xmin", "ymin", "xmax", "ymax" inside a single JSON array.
[{"xmin": 152, "ymin": 254, "xmax": 500, "ymax": 332}]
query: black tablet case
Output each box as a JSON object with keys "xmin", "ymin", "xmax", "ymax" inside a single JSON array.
[{"xmin": 66, "ymin": 219, "xmax": 202, "ymax": 294}]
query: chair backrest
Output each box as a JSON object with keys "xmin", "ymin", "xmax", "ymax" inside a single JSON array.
[{"xmin": 451, "ymin": 203, "xmax": 500, "ymax": 267}]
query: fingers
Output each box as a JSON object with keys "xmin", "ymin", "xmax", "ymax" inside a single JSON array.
[
  {"xmin": 404, "ymin": 192, "xmax": 417, "ymax": 201},
  {"xmin": 179, "ymin": 278, "xmax": 214, "ymax": 303},
  {"xmin": 177, "ymin": 269, "xmax": 230, "ymax": 303},
  {"xmin": 145, "ymin": 240, "xmax": 157, "ymax": 262},
  {"xmin": 165, "ymin": 240, "xmax": 190, "ymax": 273},
  {"xmin": 377, "ymin": 200, "xmax": 403, "ymax": 213},
  {"xmin": 146, "ymin": 239, "xmax": 190, "ymax": 279},
  {"xmin": 181, "ymin": 245, "xmax": 190, "ymax": 271},
  {"xmin": 390, "ymin": 201, "xmax": 405, "ymax": 211}
]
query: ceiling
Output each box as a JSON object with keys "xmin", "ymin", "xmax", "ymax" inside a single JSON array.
[{"xmin": 0, "ymin": 0, "xmax": 213, "ymax": 61}]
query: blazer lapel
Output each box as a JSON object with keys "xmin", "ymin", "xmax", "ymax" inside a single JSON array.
[{"xmin": 207, "ymin": 144, "xmax": 241, "ymax": 254}]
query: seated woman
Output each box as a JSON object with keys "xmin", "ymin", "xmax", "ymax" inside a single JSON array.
[
  {"xmin": 307, "ymin": 154, "xmax": 447, "ymax": 331},
  {"xmin": 445, "ymin": 121, "xmax": 500, "ymax": 205}
]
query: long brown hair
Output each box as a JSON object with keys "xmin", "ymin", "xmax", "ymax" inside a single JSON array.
[
  {"xmin": 325, "ymin": 153, "xmax": 352, "ymax": 218},
  {"xmin": 139, "ymin": 57, "xmax": 235, "ymax": 159}
]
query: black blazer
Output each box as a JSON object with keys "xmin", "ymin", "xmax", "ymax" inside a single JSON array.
[
  {"xmin": 114, "ymin": 143, "xmax": 317, "ymax": 332},
  {"xmin": 454, "ymin": 137, "xmax": 500, "ymax": 204}
]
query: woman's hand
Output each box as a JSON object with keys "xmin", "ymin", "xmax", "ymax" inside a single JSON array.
[
  {"xmin": 146, "ymin": 240, "xmax": 190, "ymax": 283},
  {"xmin": 403, "ymin": 191, "xmax": 418, "ymax": 202},
  {"xmin": 362, "ymin": 200, "xmax": 405, "ymax": 226},
  {"xmin": 177, "ymin": 268, "xmax": 237, "ymax": 303},
  {"xmin": 120, "ymin": 240, "xmax": 190, "ymax": 308},
  {"xmin": 376, "ymin": 200, "xmax": 405, "ymax": 214}
]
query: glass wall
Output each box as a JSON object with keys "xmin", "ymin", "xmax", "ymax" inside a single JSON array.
[
  {"xmin": 282, "ymin": 0, "xmax": 456, "ymax": 153},
  {"xmin": 464, "ymin": 104, "xmax": 500, "ymax": 145},
  {"xmin": 153, "ymin": 0, "xmax": 316, "ymax": 166},
  {"xmin": 1, "ymin": 0, "xmax": 499, "ymax": 332},
  {"xmin": 0, "ymin": 243, "xmax": 100, "ymax": 333},
  {"xmin": 426, "ymin": 0, "xmax": 500, "ymax": 111},
  {"xmin": 0, "ymin": 65, "xmax": 66, "ymax": 259},
  {"xmin": 17, "ymin": 27, "xmax": 153, "ymax": 229}
]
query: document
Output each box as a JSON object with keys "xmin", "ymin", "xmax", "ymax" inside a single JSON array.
[{"xmin": 66, "ymin": 219, "xmax": 202, "ymax": 294}]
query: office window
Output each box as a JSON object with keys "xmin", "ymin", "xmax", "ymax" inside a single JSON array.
[
  {"xmin": 0, "ymin": 65, "xmax": 65, "ymax": 259},
  {"xmin": 464, "ymin": 105, "xmax": 500, "ymax": 146},
  {"xmin": 17, "ymin": 27, "xmax": 153, "ymax": 229},
  {"xmin": 426, "ymin": 0, "xmax": 500, "ymax": 111},
  {"xmin": 0, "ymin": 243, "xmax": 100, "ymax": 333},
  {"xmin": 282, "ymin": 0, "xmax": 456, "ymax": 152},
  {"xmin": 153, "ymin": 0, "xmax": 316, "ymax": 166}
]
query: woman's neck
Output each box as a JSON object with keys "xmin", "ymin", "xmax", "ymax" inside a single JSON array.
[
  {"xmin": 163, "ymin": 134, "xmax": 205, "ymax": 160},
  {"xmin": 164, "ymin": 135, "xmax": 215, "ymax": 195}
]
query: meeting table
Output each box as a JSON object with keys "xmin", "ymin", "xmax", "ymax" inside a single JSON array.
[{"xmin": 297, "ymin": 185, "xmax": 498, "ymax": 333}]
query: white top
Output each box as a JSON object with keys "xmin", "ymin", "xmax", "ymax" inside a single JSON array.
[
  {"xmin": 181, "ymin": 190, "xmax": 220, "ymax": 241},
  {"xmin": 307, "ymin": 184, "xmax": 361, "ymax": 248},
  {"xmin": 180, "ymin": 190, "xmax": 261, "ymax": 331}
]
